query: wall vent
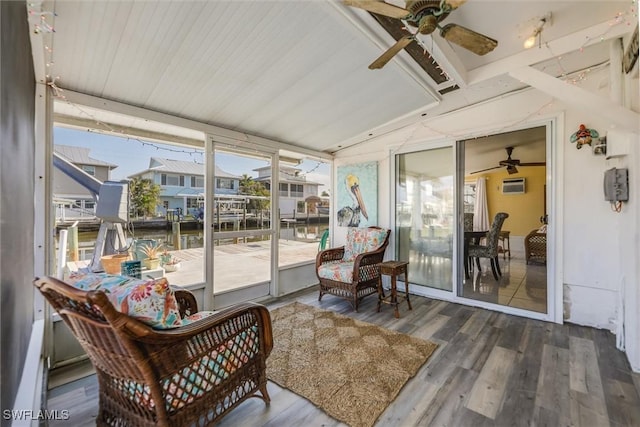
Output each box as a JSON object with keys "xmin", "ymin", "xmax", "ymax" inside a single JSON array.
[{"xmin": 502, "ymin": 178, "xmax": 525, "ymax": 194}]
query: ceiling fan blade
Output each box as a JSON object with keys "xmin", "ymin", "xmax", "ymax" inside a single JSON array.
[
  {"xmin": 369, "ymin": 36, "xmax": 414, "ymax": 69},
  {"xmin": 519, "ymin": 162, "xmax": 546, "ymax": 167},
  {"xmin": 343, "ymin": 0, "xmax": 409, "ymax": 19},
  {"xmin": 499, "ymin": 159, "xmax": 520, "ymax": 166},
  {"xmin": 439, "ymin": 23, "xmax": 498, "ymax": 55},
  {"xmin": 469, "ymin": 166, "xmax": 501, "ymax": 174}
]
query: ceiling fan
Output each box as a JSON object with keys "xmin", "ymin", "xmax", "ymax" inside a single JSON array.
[
  {"xmin": 471, "ymin": 147, "xmax": 546, "ymax": 175},
  {"xmin": 343, "ymin": 0, "xmax": 498, "ymax": 69}
]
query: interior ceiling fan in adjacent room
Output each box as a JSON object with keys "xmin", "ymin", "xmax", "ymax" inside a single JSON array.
[
  {"xmin": 471, "ymin": 147, "xmax": 546, "ymax": 175},
  {"xmin": 343, "ymin": 0, "xmax": 498, "ymax": 69}
]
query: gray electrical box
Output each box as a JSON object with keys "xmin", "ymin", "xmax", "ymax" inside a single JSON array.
[
  {"xmin": 95, "ymin": 181, "xmax": 129, "ymax": 222},
  {"xmin": 603, "ymin": 168, "xmax": 629, "ymax": 202}
]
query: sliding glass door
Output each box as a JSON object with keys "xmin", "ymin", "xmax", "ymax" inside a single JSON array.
[
  {"xmin": 395, "ymin": 147, "xmax": 454, "ymax": 291},
  {"xmin": 458, "ymin": 127, "xmax": 548, "ymax": 314}
]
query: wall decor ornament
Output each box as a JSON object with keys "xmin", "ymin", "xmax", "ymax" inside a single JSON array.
[
  {"xmin": 336, "ymin": 161, "xmax": 378, "ymax": 227},
  {"xmin": 570, "ymin": 124, "xmax": 599, "ymax": 149}
]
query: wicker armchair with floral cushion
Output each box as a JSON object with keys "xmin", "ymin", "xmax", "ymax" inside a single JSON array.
[
  {"xmin": 34, "ymin": 274, "xmax": 273, "ymax": 427},
  {"xmin": 316, "ymin": 226, "xmax": 390, "ymax": 311}
]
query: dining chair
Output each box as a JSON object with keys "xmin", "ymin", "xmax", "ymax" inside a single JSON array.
[{"xmin": 468, "ymin": 212, "xmax": 509, "ymax": 280}]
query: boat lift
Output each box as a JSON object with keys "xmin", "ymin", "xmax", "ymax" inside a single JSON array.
[{"xmin": 54, "ymin": 153, "xmax": 129, "ymax": 272}]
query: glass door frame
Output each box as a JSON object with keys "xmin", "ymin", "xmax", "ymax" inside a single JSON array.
[
  {"xmin": 206, "ymin": 135, "xmax": 280, "ymax": 309},
  {"xmin": 390, "ymin": 118, "xmax": 558, "ymax": 323}
]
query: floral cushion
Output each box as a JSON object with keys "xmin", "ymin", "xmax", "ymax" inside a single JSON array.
[
  {"xmin": 317, "ymin": 261, "xmax": 354, "ymax": 283},
  {"xmin": 342, "ymin": 228, "xmax": 388, "ymax": 261},
  {"xmin": 66, "ymin": 272, "xmax": 183, "ymax": 329}
]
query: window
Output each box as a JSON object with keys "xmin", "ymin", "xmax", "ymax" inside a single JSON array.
[
  {"xmin": 191, "ymin": 176, "xmax": 204, "ymax": 188},
  {"xmin": 291, "ymin": 184, "xmax": 303, "ymax": 197},
  {"xmin": 279, "ymin": 183, "xmax": 288, "ymax": 196},
  {"xmin": 217, "ymin": 178, "xmax": 234, "ymax": 189},
  {"xmin": 186, "ymin": 198, "xmax": 200, "ymax": 208},
  {"xmin": 264, "ymin": 182, "xmax": 271, "ymax": 191},
  {"xmin": 464, "ymin": 183, "xmax": 476, "ymax": 213},
  {"xmin": 163, "ymin": 174, "xmax": 180, "ymax": 186},
  {"xmin": 82, "ymin": 165, "xmax": 95, "ymax": 176},
  {"xmin": 179, "ymin": 175, "xmax": 185, "ymax": 186},
  {"xmin": 296, "ymin": 201, "xmax": 306, "ymax": 213}
]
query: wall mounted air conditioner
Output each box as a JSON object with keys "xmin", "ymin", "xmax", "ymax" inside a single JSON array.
[{"xmin": 502, "ymin": 178, "xmax": 525, "ymax": 194}]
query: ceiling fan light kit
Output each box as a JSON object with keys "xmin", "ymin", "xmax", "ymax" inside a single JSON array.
[{"xmin": 523, "ymin": 12, "xmax": 552, "ymax": 49}]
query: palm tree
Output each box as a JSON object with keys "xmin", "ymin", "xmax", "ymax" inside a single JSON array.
[
  {"xmin": 238, "ymin": 174, "xmax": 269, "ymax": 211},
  {"xmin": 129, "ymin": 177, "xmax": 161, "ymax": 218}
]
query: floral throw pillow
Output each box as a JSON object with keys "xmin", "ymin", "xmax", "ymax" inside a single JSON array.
[{"xmin": 66, "ymin": 272, "xmax": 183, "ymax": 329}]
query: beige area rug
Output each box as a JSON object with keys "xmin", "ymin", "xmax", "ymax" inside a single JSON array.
[{"xmin": 267, "ymin": 302, "xmax": 439, "ymax": 427}]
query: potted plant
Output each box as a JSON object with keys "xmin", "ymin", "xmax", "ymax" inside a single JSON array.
[
  {"xmin": 139, "ymin": 243, "xmax": 163, "ymax": 270},
  {"xmin": 160, "ymin": 250, "xmax": 181, "ymax": 272}
]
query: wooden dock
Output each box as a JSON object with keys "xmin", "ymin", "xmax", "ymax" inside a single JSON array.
[{"xmin": 66, "ymin": 239, "xmax": 320, "ymax": 294}]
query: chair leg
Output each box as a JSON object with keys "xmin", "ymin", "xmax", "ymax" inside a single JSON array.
[
  {"xmin": 259, "ymin": 383, "xmax": 271, "ymax": 404},
  {"xmin": 494, "ymin": 256, "xmax": 502, "ymax": 276},
  {"xmin": 490, "ymin": 258, "xmax": 499, "ymax": 280}
]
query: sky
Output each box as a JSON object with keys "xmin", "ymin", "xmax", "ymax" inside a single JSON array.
[{"xmin": 54, "ymin": 127, "xmax": 331, "ymax": 193}]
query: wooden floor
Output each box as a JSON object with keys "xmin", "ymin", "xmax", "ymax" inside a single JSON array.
[{"xmin": 47, "ymin": 288, "xmax": 640, "ymax": 427}]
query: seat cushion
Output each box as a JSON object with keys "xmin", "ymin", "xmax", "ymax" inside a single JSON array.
[
  {"xmin": 342, "ymin": 228, "xmax": 388, "ymax": 261},
  {"xmin": 66, "ymin": 272, "xmax": 183, "ymax": 329},
  {"xmin": 317, "ymin": 261, "xmax": 354, "ymax": 283}
]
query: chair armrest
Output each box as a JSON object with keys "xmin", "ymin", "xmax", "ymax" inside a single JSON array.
[
  {"xmin": 137, "ymin": 302, "xmax": 273, "ymax": 377},
  {"xmin": 353, "ymin": 248, "xmax": 386, "ymax": 281},
  {"xmin": 316, "ymin": 246, "xmax": 345, "ymax": 268}
]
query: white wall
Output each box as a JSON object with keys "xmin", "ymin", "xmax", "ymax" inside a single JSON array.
[{"xmin": 332, "ymin": 64, "xmax": 640, "ymax": 371}]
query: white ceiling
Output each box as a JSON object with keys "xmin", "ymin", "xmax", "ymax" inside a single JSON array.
[{"xmin": 33, "ymin": 0, "xmax": 634, "ymax": 159}]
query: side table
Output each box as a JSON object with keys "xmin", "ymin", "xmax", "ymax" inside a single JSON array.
[
  {"xmin": 377, "ymin": 260, "xmax": 412, "ymax": 318},
  {"xmin": 498, "ymin": 230, "xmax": 511, "ymax": 259}
]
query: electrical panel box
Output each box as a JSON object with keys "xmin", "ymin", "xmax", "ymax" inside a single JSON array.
[
  {"xmin": 603, "ymin": 168, "xmax": 629, "ymax": 202},
  {"xmin": 95, "ymin": 181, "xmax": 129, "ymax": 223}
]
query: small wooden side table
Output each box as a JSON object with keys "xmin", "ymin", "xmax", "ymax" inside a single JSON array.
[
  {"xmin": 377, "ymin": 260, "xmax": 412, "ymax": 318},
  {"xmin": 498, "ymin": 230, "xmax": 511, "ymax": 259}
]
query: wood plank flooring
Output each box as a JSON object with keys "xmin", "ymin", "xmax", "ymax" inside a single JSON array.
[{"xmin": 46, "ymin": 289, "xmax": 640, "ymax": 427}]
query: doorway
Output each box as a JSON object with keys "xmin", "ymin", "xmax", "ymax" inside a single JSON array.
[{"xmin": 458, "ymin": 126, "xmax": 548, "ymax": 314}]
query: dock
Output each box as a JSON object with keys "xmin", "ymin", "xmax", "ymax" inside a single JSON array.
[{"xmin": 66, "ymin": 239, "xmax": 320, "ymax": 294}]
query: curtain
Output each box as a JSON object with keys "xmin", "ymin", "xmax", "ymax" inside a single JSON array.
[{"xmin": 473, "ymin": 177, "xmax": 490, "ymax": 231}]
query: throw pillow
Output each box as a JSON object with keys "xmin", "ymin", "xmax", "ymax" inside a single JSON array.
[{"xmin": 66, "ymin": 272, "xmax": 183, "ymax": 329}]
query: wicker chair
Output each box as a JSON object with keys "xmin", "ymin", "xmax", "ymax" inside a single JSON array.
[
  {"xmin": 316, "ymin": 227, "xmax": 390, "ymax": 311},
  {"xmin": 468, "ymin": 212, "xmax": 509, "ymax": 280},
  {"xmin": 34, "ymin": 276, "xmax": 273, "ymax": 427}
]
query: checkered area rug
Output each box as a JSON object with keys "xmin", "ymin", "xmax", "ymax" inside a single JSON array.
[{"xmin": 267, "ymin": 302, "xmax": 438, "ymax": 427}]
